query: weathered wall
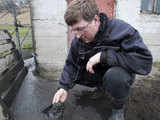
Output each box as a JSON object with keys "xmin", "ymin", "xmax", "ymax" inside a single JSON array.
[
  {"xmin": 0, "ymin": 7, "xmax": 30, "ymax": 25},
  {"xmin": 31, "ymin": 0, "xmax": 67, "ymax": 80},
  {"xmin": 0, "ymin": 30, "xmax": 14, "ymax": 75},
  {"xmin": 32, "ymin": 0, "xmax": 160, "ymax": 80},
  {"xmin": 115, "ymin": 0, "xmax": 160, "ymax": 61}
]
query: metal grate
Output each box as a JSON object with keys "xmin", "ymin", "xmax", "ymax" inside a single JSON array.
[{"xmin": 0, "ymin": 0, "xmax": 33, "ymax": 59}]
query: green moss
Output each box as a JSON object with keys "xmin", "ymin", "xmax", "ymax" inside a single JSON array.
[
  {"xmin": 0, "ymin": 50, "xmax": 9, "ymax": 57},
  {"xmin": 22, "ymin": 43, "xmax": 33, "ymax": 49},
  {"xmin": 153, "ymin": 62, "xmax": 160, "ymax": 71},
  {"xmin": 0, "ymin": 25, "xmax": 30, "ymax": 36}
]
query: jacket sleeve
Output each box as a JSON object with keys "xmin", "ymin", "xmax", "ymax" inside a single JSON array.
[
  {"xmin": 59, "ymin": 38, "xmax": 78, "ymax": 91},
  {"xmin": 100, "ymin": 25, "xmax": 153, "ymax": 75}
]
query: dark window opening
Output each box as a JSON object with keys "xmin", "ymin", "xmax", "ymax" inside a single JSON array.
[{"xmin": 141, "ymin": 0, "xmax": 160, "ymax": 14}]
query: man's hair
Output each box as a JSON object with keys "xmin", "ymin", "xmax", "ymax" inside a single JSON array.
[{"xmin": 64, "ymin": 0, "xmax": 99, "ymax": 26}]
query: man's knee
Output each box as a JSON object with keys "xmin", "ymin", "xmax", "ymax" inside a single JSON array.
[{"xmin": 102, "ymin": 66, "xmax": 133, "ymax": 98}]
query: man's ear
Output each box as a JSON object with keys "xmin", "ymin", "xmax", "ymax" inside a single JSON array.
[
  {"xmin": 93, "ymin": 15, "xmax": 100, "ymax": 24},
  {"xmin": 94, "ymin": 15, "xmax": 99, "ymax": 21}
]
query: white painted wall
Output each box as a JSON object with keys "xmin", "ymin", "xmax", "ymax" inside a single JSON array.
[
  {"xmin": 31, "ymin": 0, "xmax": 160, "ymax": 80},
  {"xmin": 116, "ymin": 0, "xmax": 160, "ymax": 61},
  {"xmin": 31, "ymin": 0, "xmax": 68, "ymax": 80}
]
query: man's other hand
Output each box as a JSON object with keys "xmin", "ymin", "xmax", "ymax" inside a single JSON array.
[
  {"xmin": 86, "ymin": 52, "xmax": 101, "ymax": 74},
  {"xmin": 52, "ymin": 88, "xmax": 68, "ymax": 104}
]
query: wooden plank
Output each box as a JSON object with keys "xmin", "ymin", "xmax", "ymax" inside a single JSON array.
[
  {"xmin": 0, "ymin": 49, "xmax": 21, "ymax": 75},
  {"xmin": 0, "ymin": 29, "xmax": 28, "ymax": 108},
  {"xmin": 0, "ymin": 30, "xmax": 12, "ymax": 42},
  {"xmin": 0, "ymin": 58, "xmax": 24, "ymax": 95},
  {"xmin": 0, "ymin": 53, "xmax": 14, "ymax": 75},
  {"xmin": 0, "ymin": 43, "xmax": 14, "ymax": 51},
  {"xmin": 12, "ymin": 49, "xmax": 22, "ymax": 61},
  {"xmin": 3, "ymin": 67, "xmax": 28, "ymax": 107},
  {"xmin": 0, "ymin": 98, "xmax": 11, "ymax": 119}
]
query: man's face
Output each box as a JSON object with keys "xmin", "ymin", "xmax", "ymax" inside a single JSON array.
[{"xmin": 70, "ymin": 15, "xmax": 100, "ymax": 43}]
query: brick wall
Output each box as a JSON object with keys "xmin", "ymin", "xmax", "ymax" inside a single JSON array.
[{"xmin": 96, "ymin": 0, "xmax": 114, "ymax": 18}]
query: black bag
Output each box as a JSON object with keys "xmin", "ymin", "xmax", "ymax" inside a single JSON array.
[{"xmin": 42, "ymin": 102, "xmax": 64, "ymax": 120}]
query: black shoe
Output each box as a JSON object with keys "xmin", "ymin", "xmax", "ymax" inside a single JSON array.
[
  {"xmin": 108, "ymin": 108, "xmax": 125, "ymax": 120},
  {"xmin": 90, "ymin": 87, "xmax": 105, "ymax": 99}
]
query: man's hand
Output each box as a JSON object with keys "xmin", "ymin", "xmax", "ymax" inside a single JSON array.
[
  {"xmin": 86, "ymin": 52, "xmax": 101, "ymax": 74},
  {"xmin": 52, "ymin": 88, "xmax": 68, "ymax": 104}
]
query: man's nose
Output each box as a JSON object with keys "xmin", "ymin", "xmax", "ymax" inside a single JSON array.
[{"xmin": 75, "ymin": 32, "xmax": 81, "ymax": 39}]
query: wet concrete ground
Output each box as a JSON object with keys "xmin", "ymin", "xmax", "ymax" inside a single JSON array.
[
  {"xmin": 11, "ymin": 58, "xmax": 160, "ymax": 120},
  {"xmin": 10, "ymin": 58, "xmax": 112, "ymax": 120}
]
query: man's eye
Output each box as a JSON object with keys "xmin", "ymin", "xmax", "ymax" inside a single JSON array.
[
  {"xmin": 77, "ymin": 28, "xmax": 81, "ymax": 31},
  {"xmin": 77, "ymin": 28, "xmax": 83, "ymax": 31}
]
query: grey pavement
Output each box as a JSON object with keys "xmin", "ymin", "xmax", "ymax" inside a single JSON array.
[{"xmin": 10, "ymin": 58, "xmax": 160, "ymax": 120}]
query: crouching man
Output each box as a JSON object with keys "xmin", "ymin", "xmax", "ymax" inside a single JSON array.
[{"xmin": 52, "ymin": 0, "xmax": 153, "ymax": 120}]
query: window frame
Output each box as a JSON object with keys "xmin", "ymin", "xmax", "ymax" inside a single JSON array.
[{"xmin": 140, "ymin": 0, "xmax": 160, "ymax": 14}]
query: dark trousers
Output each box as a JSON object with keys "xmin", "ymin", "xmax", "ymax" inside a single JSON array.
[
  {"xmin": 76, "ymin": 66, "xmax": 135, "ymax": 109},
  {"xmin": 103, "ymin": 66, "xmax": 135, "ymax": 99},
  {"xmin": 102, "ymin": 66, "xmax": 135, "ymax": 109}
]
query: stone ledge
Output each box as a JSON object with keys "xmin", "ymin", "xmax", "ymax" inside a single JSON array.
[{"xmin": 36, "ymin": 63, "xmax": 63, "ymax": 81}]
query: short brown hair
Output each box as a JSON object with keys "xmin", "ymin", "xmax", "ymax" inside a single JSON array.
[{"xmin": 64, "ymin": 0, "xmax": 99, "ymax": 26}]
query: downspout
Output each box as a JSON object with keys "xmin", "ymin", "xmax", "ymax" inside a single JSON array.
[{"xmin": 29, "ymin": 1, "xmax": 38, "ymax": 69}]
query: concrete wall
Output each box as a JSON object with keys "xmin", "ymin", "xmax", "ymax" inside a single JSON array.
[
  {"xmin": 31, "ymin": 0, "xmax": 160, "ymax": 80},
  {"xmin": 31, "ymin": 0, "xmax": 67, "ymax": 80},
  {"xmin": 115, "ymin": 0, "xmax": 160, "ymax": 61}
]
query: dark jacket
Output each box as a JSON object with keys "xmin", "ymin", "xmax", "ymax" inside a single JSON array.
[{"xmin": 59, "ymin": 13, "xmax": 153, "ymax": 91}]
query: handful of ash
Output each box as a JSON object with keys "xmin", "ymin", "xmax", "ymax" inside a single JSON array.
[{"xmin": 42, "ymin": 102, "xmax": 64, "ymax": 120}]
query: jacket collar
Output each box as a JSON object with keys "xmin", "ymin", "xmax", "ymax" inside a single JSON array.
[{"xmin": 94, "ymin": 13, "xmax": 108, "ymax": 40}]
